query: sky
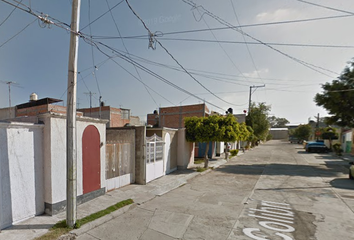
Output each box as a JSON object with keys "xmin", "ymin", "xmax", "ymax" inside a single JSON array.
[{"xmin": 0, "ymin": 0, "xmax": 353, "ymax": 124}]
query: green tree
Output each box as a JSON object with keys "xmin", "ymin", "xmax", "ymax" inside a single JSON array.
[
  {"xmin": 315, "ymin": 60, "xmax": 354, "ymax": 127},
  {"xmin": 246, "ymin": 125, "xmax": 256, "ymax": 147},
  {"xmin": 321, "ymin": 127, "xmax": 338, "ymax": 150},
  {"xmin": 246, "ymin": 102, "xmax": 271, "ymax": 142},
  {"xmin": 268, "ymin": 116, "xmax": 290, "ymax": 128},
  {"xmin": 290, "ymin": 124, "xmax": 312, "ymax": 141},
  {"xmin": 185, "ymin": 114, "xmax": 245, "ymax": 168}
]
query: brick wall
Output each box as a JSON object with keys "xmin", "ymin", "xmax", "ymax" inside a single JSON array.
[
  {"xmin": 159, "ymin": 103, "xmax": 209, "ymax": 129},
  {"xmin": 147, "ymin": 113, "xmax": 159, "ymax": 126},
  {"xmin": 16, "ymin": 104, "xmax": 83, "ymax": 117}
]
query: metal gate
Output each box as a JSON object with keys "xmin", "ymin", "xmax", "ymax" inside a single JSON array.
[{"xmin": 146, "ymin": 134, "xmax": 164, "ymax": 183}]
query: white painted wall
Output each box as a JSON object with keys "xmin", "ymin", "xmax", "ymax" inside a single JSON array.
[
  {"xmin": 341, "ymin": 131, "xmax": 352, "ymax": 152},
  {"xmin": 0, "ymin": 122, "xmax": 44, "ymax": 229},
  {"xmin": 177, "ymin": 128, "xmax": 194, "ymax": 169},
  {"xmin": 40, "ymin": 113, "xmax": 107, "ymax": 206}
]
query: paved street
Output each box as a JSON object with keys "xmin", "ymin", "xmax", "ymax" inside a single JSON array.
[{"xmin": 76, "ymin": 140, "xmax": 354, "ymax": 240}]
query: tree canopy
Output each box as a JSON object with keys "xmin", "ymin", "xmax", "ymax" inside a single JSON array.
[
  {"xmin": 290, "ymin": 124, "xmax": 312, "ymax": 141},
  {"xmin": 315, "ymin": 60, "xmax": 354, "ymax": 127},
  {"xmin": 246, "ymin": 102, "xmax": 271, "ymax": 141},
  {"xmin": 185, "ymin": 114, "xmax": 250, "ymax": 167},
  {"xmin": 268, "ymin": 116, "xmax": 290, "ymax": 128}
]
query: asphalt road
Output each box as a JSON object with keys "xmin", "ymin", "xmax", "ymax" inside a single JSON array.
[{"xmin": 77, "ymin": 140, "xmax": 354, "ymax": 240}]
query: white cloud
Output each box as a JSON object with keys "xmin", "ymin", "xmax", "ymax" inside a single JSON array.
[
  {"xmin": 243, "ymin": 68, "xmax": 269, "ymax": 78},
  {"xmin": 256, "ymin": 8, "xmax": 302, "ymax": 22}
]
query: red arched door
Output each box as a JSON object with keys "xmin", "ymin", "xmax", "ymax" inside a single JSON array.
[{"xmin": 82, "ymin": 125, "xmax": 101, "ymax": 194}]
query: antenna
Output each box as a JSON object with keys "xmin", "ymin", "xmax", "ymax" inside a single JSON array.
[
  {"xmin": 84, "ymin": 91, "xmax": 96, "ymax": 116},
  {"xmin": 0, "ymin": 81, "xmax": 22, "ymax": 107}
]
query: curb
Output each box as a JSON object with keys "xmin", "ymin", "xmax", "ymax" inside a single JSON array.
[
  {"xmin": 69, "ymin": 159, "xmax": 230, "ymax": 238},
  {"xmin": 70, "ymin": 203, "xmax": 137, "ymax": 236}
]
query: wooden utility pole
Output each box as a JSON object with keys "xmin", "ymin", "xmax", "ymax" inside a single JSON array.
[{"xmin": 66, "ymin": 0, "xmax": 81, "ymax": 228}]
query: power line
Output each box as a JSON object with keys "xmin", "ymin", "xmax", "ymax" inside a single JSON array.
[
  {"xmin": 88, "ymin": 0, "xmax": 102, "ymax": 97},
  {"xmin": 0, "ymin": 0, "xmax": 23, "ymax": 27},
  {"xmin": 94, "ymin": 40, "xmax": 228, "ymax": 111},
  {"xmin": 106, "ymin": 47, "xmax": 328, "ymax": 88},
  {"xmin": 327, "ymin": 89, "xmax": 354, "ymax": 93},
  {"xmin": 94, "ymin": 48, "xmax": 176, "ymax": 106},
  {"xmin": 181, "ymin": 0, "xmax": 339, "ymax": 78},
  {"xmin": 230, "ymin": 0, "xmax": 263, "ymax": 85},
  {"xmin": 125, "ymin": 0, "xmax": 240, "ymax": 108},
  {"xmin": 90, "ymin": 14, "xmax": 353, "ymax": 39},
  {"xmin": 0, "ymin": 18, "xmax": 36, "ymax": 49},
  {"xmin": 0, "ymin": 0, "xmax": 209, "ymax": 110},
  {"xmin": 155, "ymin": 37, "xmax": 354, "ymax": 49},
  {"xmin": 79, "ymin": 0, "xmax": 124, "ymax": 31},
  {"xmin": 196, "ymin": 6, "xmax": 250, "ymax": 83},
  {"xmin": 0, "ymin": 0, "xmax": 80, "ymax": 35},
  {"xmin": 295, "ymin": 0, "xmax": 354, "ymax": 15},
  {"xmin": 105, "ymin": 0, "xmax": 159, "ymax": 108}
]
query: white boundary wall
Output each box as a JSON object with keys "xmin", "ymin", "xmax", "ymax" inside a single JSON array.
[
  {"xmin": 39, "ymin": 113, "xmax": 107, "ymax": 207},
  {"xmin": 0, "ymin": 122, "xmax": 44, "ymax": 229}
]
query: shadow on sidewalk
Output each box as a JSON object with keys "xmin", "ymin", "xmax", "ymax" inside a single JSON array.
[{"xmin": 330, "ymin": 178, "xmax": 354, "ymax": 190}]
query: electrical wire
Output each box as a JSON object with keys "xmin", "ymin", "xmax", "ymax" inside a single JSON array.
[
  {"xmin": 105, "ymin": 0, "xmax": 159, "ymax": 108},
  {"xmin": 181, "ymin": 0, "xmax": 339, "ymax": 79},
  {"xmin": 155, "ymin": 37, "xmax": 354, "ymax": 49},
  {"xmin": 230, "ymin": 0, "xmax": 264, "ymax": 85},
  {"xmin": 94, "ymin": 40, "xmax": 229, "ymax": 111},
  {"xmin": 196, "ymin": 6, "xmax": 250, "ymax": 83},
  {"xmin": 80, "ymin": 0, "xmax": 124, "ymax": 31},
  {"xmin": 95, "ymin": 48, "xmax": 176, "ymax": 106},
  {"xmin": 0, "ymin": 0, "xmax": 23, "ymax": 27},
  {"xmin": 107, "ymin": 46, "xmax": 327, "ymax": 87},
  {"xmin": 295, "ymin": 0, "xmax": 354, "ymax": 15},
  {"xmin": 125, "ymin": 0, "xmax": 240, "ymax": 108},
  {"xmin": 0, "ymin": 0, "xmax": 226, "ymax": 111},
  {"xmin": 90, "ymin": 14, "xmax": 353, "ymax": 39},
  {"xmin": 0, "ymin": 18, "xmax": 36, "ymax": 49},
  {"xmin": 88, "ymin": 0, "xmax": 102, "ymax": 97}
]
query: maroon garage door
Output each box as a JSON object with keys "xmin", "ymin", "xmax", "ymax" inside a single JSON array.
[{"xmin": 82, "ymin": 125, "xmax": 101, "ymax": 194}]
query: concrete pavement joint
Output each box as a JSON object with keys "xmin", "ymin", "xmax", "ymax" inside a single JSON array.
[
  {"xmin": 227, "ymin": 159, "xmax": 268, "ymax": 239},
  {"xmin": 87, "ymin": 232, "xmax": 101, "ymax": 240}
]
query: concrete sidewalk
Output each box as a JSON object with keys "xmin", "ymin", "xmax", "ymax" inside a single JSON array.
[{"xmin": 0, "ymin": 157, "xmax": 229, "ymax": 240}]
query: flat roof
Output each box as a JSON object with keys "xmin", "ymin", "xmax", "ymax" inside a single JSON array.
[{"xmin": 16, "ymin": 98, "xmax": 63, "ymax": 109}]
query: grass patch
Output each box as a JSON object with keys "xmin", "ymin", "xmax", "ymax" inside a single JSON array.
[
  {"xmin": 196, "ymin": 167, "xmax": 206, "ymax": 172},
  {"xmin": 75, "ymin": 199, "xmax": 133, "ymax": 228},
  {"xmin": 196, "ymin": 167, "xmax": 213, "ymax": 172},
  {"xmin": 194, "ymin": 158, "xmax": 205, "ymax": 164},
  {"xmin": 35, "ymin": 199, "xmax": 134, "ymax": 240}
]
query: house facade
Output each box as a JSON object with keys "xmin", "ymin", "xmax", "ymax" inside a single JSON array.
[
  {"xmin": 78, "ymin": 106, "xmax": 140, "ymax": 128},
  {"xmin": 149, "ymin": 103, "xmax": 210, "ymax": 129},
  {"xmin": 0, "ymin": 96, "xmax": 108, "ymax": 229}
]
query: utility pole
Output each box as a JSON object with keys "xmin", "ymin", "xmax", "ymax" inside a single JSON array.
[
  {"xmin": 66, "ymin": 0, "xmax": 81, "ymax": 228},
  {"xmin": 248, "ymin": 85, "xmax": 265, "ymax": 114},
  {"xmin": 84, "ymin": 91, "xmax": 96, "ymax": 116},
  {"xmin": 316, "ymin": 113, "xmax": 320, "ymax": 141},
  {"xmin": 99, "ymin": 95, "xmax": 102, "ymax": 119},
  {"xmin": 0, "ymin": 81, "xmax": 21, "ymax": 108}
]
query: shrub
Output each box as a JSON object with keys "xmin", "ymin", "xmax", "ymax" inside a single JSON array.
[
  {"xmin": 266, "ymin": 134, "xmax": 273, "ymax": 141},
  {"xmin": 229, "ymin": 149, "xmax": 239, "ymax": 158},
  {"xmin": 333, "ymin": 143, "xmax": 343, "ymax": 156}
]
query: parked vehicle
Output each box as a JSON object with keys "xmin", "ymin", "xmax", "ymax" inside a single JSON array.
[
  {"xmin": 289, "ymin": 137, "xmax": 302, "ymax": 144},
  {"xmin": 349, "ymin": 162, "xmax": 354, "ymax": 180},
  {"xmin": 305, "ymin": 142, "xmax": 329, "ymax": 153}
]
